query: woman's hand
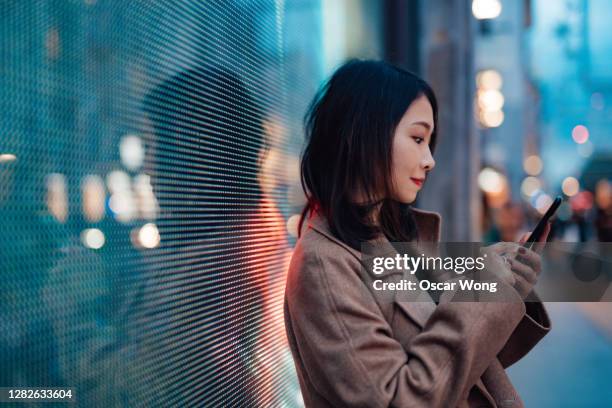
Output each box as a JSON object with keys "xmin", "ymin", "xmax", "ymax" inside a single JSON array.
[
  {"xmin": 480, "ymin": 242, "xmax": 520, "ymax": 287},
  {"xmin": 481, "ymin": 222, "xmax": 551, "ymax": 299},
  {"xmin": 510, "ymin": 222, "xmax": 551, "ymax": 298}
]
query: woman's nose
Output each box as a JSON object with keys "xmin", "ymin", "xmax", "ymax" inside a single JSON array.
[{"xmin": 422, "ymin": 149, "xmax": 435, "ymax": 171}]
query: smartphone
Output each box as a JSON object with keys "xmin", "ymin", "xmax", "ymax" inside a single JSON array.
[{"xmin": 524, "ymin": 195, "xmax": 563, "ymax": 249}]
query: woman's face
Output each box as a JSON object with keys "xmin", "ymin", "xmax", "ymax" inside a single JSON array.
[{"xmin": 390, "ymin": 95, "xmax": 436, "ymax": 204}]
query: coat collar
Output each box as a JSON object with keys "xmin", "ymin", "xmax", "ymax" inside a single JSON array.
[{"xmin": 306, "ymin": 208, "xmax": 442, "ymax": 328}]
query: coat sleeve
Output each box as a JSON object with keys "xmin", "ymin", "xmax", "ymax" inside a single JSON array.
[
  {"xmin": 497, "ymin": 294, "xmax": 551, "ymax": 368},
  {"xmin": 285, "ymin": 239, "xmax": 527, "ymax": 408}
]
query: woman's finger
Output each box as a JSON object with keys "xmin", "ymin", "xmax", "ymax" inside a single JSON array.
[
  {"xmin": 517, "ymin": 222, "xmax": 551, "ymax": 253},
  {"xmin": 509, "ymin": 258, "xmax": 537, "ymax": 284},
  {"xmin": 515, "ymin": 247, "xmax": 541, "ymax": 272}
]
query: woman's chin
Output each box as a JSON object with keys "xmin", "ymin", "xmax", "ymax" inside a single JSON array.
[{"xmin": 394, "ymin": 192, "xmax": 417, "ymax": 204}]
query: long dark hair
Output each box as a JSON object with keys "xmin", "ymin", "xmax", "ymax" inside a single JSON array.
[{"xmin": 299, "ymin": 59, "xmax": 438, "ymax": 249}]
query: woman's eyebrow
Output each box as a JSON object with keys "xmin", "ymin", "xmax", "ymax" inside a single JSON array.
[{"xmin": 410, "ymin": 121, "xmax": 433, "ymax": 131}]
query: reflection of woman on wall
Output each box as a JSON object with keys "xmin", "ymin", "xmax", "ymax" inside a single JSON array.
[
  {"xmin": 142, "ymin": 65, "xmax": 290, "ymax": 406},
  {"xmin": 284, "ymin": 60, "xmax": 551, "ymax": 407}
]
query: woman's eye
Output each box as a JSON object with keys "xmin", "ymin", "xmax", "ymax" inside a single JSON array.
[{"xmin": 412, "ymin": 136, "xmax": 424, "ymax": 144}]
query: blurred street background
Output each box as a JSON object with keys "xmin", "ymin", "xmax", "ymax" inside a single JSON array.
[{"xmin": 1, "ymin": 0, "xmax": 611, "ymax": 406}]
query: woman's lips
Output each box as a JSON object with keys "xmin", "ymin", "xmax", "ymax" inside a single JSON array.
[{"xmin": 410, "ymin": 178, "xmax": 424, "ymax": 187}]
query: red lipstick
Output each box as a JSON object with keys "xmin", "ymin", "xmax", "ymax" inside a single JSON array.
[{"xmin": 410, "ymin": 177, "xmax": 424, "ymax": 187}]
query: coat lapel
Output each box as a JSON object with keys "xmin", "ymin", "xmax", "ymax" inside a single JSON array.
[{"xmin": 411, "ymin": 207, "xmax": 442, "ymax": 242}]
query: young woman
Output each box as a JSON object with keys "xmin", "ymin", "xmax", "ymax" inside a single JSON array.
[{"xmin": 284, "ymin": 60, "xmax": 551, "ymax": 407}]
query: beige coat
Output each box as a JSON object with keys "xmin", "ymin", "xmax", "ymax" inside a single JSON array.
[{"xmin": 284, "ymin": 209, "xmax": 551, "ymax": 407}]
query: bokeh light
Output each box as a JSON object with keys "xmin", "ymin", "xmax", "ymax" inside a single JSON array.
[
  {"xmin": 0, "ymin": 153, "xmax": 17, "ymax": 163},
  {"xmin": 476, "ymin": 69, "xmax": 503, "ymax": 90},
  {"xmin": 478, "ymin": 167, "xmax": 505, "ymax": 194},
  {"xmin": 107, "ymin": 170, "xmax": 136, "ymax": 222},
  {"xmin": 133, "ymin": 173, "xmax": 159, "ymax": 220},
  {"xmin": 46, "ymin": 173, "xmax": 68, "ymax": 223},
  {"xmin": 478, "ymin": 89, "xmax": 505, "ymax": 112},
  {"xmin": 562, "ymin": 177, "xmax": 580, "ymax": 197},
  {"xmin": 109, "ymin": 191, "xmax": 136, "ymax": 223},
  {"xmin": 82, "ymin": 175, "xmax": 106, "ymax": 222},
  {"xmin": 571, "ymin": 125, "xmax": 589, "ymax": 144},
  {"xmin": 479, "ymin": 110, "xmax": 504, "ymax": 128},
  {"xmin": 81, "ymin": 228, "xmax": 105, "ymax": 249},
  {"xmin": 138, "ymin": 223, "xmax": 160, "ymax": 248},
  {"xmin": 472, "ymin": 0, "xmax": 502, "ymax": 20},
  {"xmin": 120, "ymin": 134, "xmax": 145, "ymax": 171},
  {"xmin": 523, "ymin": 155, "xmax": 543, "ymax": 176},
  {"xmin": 106, "ymin": 170, "xmax": 131, "ymax": 194},
  {"xmin": 529, "ymin": 190, "xmax": 544, "ymax": 208},
  {"xmin": 535, "ymin": 193, "xmax": 553, "ymax": 215},
  {"xmin": 521, "ymin": 176, "xmax": 542, "ymax": 197},
  {"xmin": 570, "ymin": 191, "xmax": 594, "ymax": 212}
]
